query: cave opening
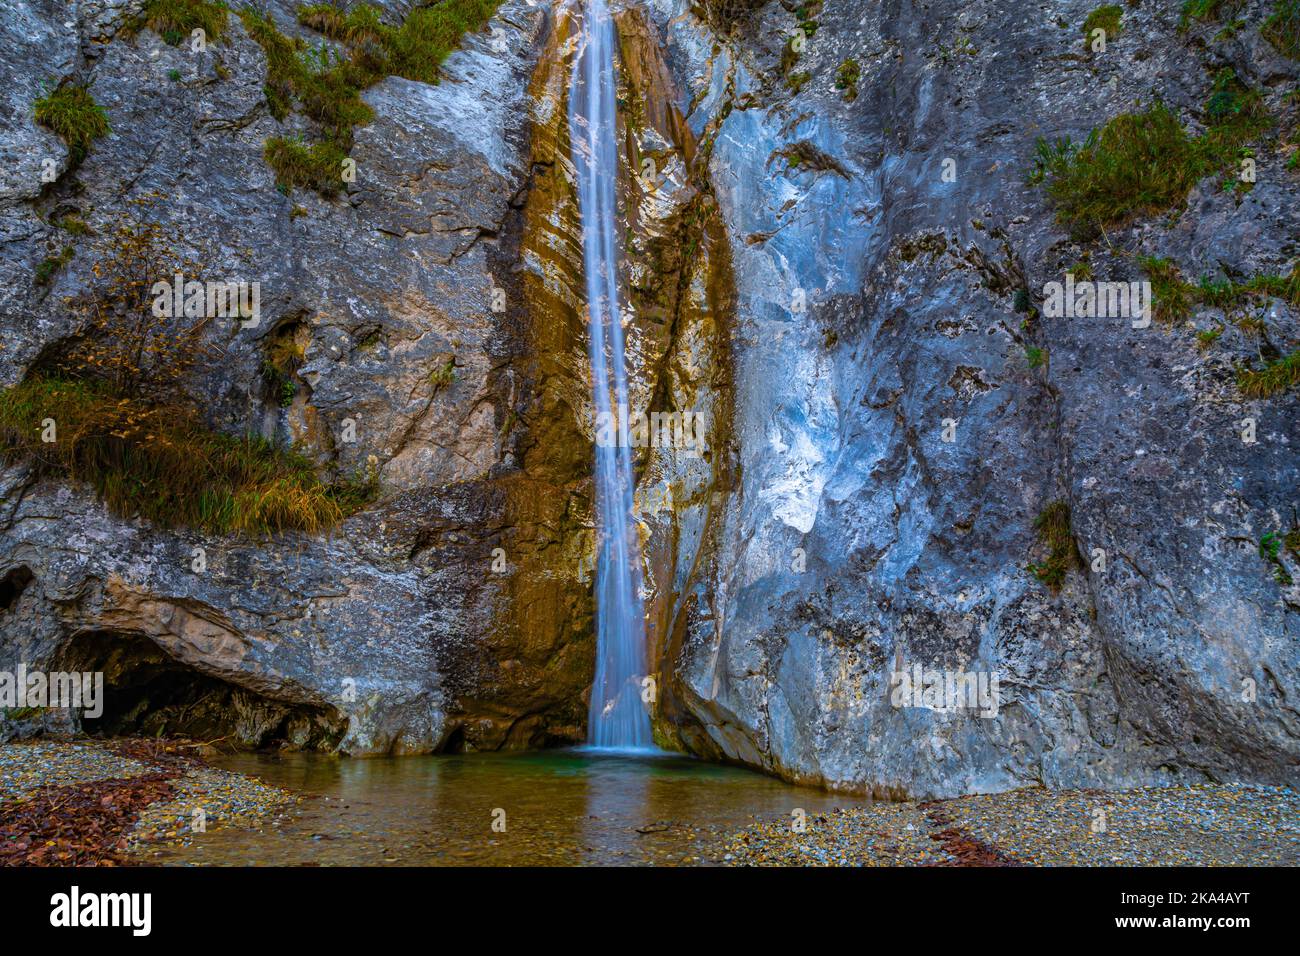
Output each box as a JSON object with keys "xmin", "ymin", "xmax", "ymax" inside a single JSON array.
[
  {"xmin": 0, "ymin": 566, "xmax": 34, "ymax": 612},
  {"xmin": 56, "ymin": 631, "xmax": 346, "ymax": 750}
]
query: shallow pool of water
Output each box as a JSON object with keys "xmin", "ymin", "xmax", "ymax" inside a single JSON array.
[{"xmin": 147, "ymin": 749, "xmax": 866, "ymax": 866}]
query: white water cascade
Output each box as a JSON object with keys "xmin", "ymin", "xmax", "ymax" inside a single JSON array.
[{"xmin": 569, "ymin": 0, "xmax": 654, "ymax": 750}]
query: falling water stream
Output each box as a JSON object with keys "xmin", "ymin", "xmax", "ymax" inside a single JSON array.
[{"xmin": 570, "ymin": 0, "xmax": 653, "ymax": 750}]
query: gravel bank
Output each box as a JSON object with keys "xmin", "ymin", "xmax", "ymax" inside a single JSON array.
[
  {"xmin": 0, "ymin": 738, "xmax": 301, "ymax": 864},
  {"xmin": 719, "ymin": 785, "xmax": 1300, "ymax": 866}
]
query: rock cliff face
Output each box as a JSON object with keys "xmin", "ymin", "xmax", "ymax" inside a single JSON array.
[{"xmin": 1, "ymin": 0, "xmax": 1297, "ymax": 796}]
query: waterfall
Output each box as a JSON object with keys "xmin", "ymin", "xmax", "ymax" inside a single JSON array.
[{"xmin": 569, "ymin": 0, "xmax": 653, "ymax": 750}]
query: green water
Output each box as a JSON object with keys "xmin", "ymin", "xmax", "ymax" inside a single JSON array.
[{"xmin": 149, "ymin": 749, "xmax": 866, "ymax": 866}]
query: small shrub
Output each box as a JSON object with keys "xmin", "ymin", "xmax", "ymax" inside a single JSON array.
[
  {"xmin": 34, "ymin": 84, "xmax": 110, "ymax": 164},
  {"xmin": 1025, "ymin": 345, "xmax": 1047, "ymax": 369}
]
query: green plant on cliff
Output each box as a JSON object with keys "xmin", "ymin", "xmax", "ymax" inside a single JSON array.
[
  {"xmin": 1263, "ymin": 0, "xmax": 1300, "ymax": 58},
  {"xmin": 135, "ymin": 0, "xmax": 230, "ymax": 46},
  {"xmin": 0, "ymin": 220, "xmax": 369, "ymax": 535},
  {"xmin": 243, "ymin": 2, "xmax": 499, "ymax": 195},
  {"xmin": 834, "ymin": 58, "xmax": 861, "ymax": 102},
  {"xmin": 1082, "ymin": 5, "xmax": 1123, "ymax": 45},
  {"xmin": 33, "ymin": 84, "xmax": 110, "ymax": 165},
  {"xmin": 1140, "ymin": 256, "xmax": 1300, "ymax": 326},
  {"xmin": 1259, "ymin": 530, "xmax": 1294, "ymax": 584},
  {"xmin": 1238, "ymin": 349, "xmax": 1300, "ymax": 397},
  {"xmin": 1029, "ymin": 72, "xmax": 1270, "ymax": 236},
  {"xmin": 428, "ymin": 357, "xmax": 457, "ymax": 393},
  {"xmin": 1179, "ymin": 0, "xmax": 1242, "ymax": 28},
  {"xmin": 1027, "ymin": 500, "xmax": 1077, "ymax": 591},
  {"xmin": 34, "ymin": 246, "xmax": 74, "ymax": 286},
  {"xmin": 1028, "ymin": 104, "xmax": 1199, "ymax": 236}
]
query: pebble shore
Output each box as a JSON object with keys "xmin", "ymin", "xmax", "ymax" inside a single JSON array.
[
  {"xmin": 718, "ymin": 784, "xmax": 1300, "ymax": 866},
  {"xmin": 0, "ymin": 738, "xmax": 300, "ymax": 862}
]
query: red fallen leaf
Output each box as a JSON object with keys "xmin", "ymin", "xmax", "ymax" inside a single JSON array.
[{"xmin": 101, "ymin": 795, "xmax": 114, "ymax": 806}]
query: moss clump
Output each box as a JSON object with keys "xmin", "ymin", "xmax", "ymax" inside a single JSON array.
[
  {"xmin": 1263, "ymin": 0, "xmax": 1300, "ymax": 58},
  {"xmin": 33, "ymin": 84, "xmax": 110, "ymax": 164},
  {"xmin": 834, "ymin": 58, "xmax": 861, "ymax": 102},
  {"xmin": 1027, "ymin": 500, "xmax": 1077, "ymax": 591},
  {"xmin": 136, "ymin": 0, "xmax": 229, "ymax": 46},
  {"xmin": 1238, "ymin": 349, "xmax": 1300, "ymax": 397},
  {"xmin": 1082, "ymin": 5, "xmax": 1123, "ymax": 45}
]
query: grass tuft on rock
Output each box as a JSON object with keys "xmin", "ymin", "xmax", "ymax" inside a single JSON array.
[
  {"xmin": 240, "ymin": 2, "xmax": 500, "ymax": 196},
  {"xmin": 834, "ymin": 58, "xmax": 861, "ymax": 102},
  {"xmin": 137, "ymin": 0, "xmax": 229, "ymax": 46},
  {"xmin": 0, "ymin": 377, "xmax": 360, "ymax": 536},
  {"xmin": 1028, "ymin": 499, "xmax": 1077, "ymax": 592},
  {"xmin": 1263, "ymin": 0, "xmax": 1300, "ymax": 58},
  {"xmin": 1238, "ymin": 349, "xmax": 1300, "ymax": 397},
  {"xmin": 1179, "ymin": 0, "xmax": 1242, "ymax": 28},
  {"xmin": 1139, "ymin": 257, "xmax": 1300, "ymax": 325},
  {"xmin": 1027, "ymin": 103, "xmax": 1198, "ymax": 236},
  {"xmin": 264, "ymin": 136, "xmax": 349, "ymax": 195},
  {"xmin": 1082, "ymin": 5, "xmax": 1123, "ymax": 44},
  {"xmin": 1028, "ymin": 71, "xmax": 1270, "ymax": 236},
  {"xmin": 33, "ymin": 84, "xmax": 110, "ymax": 164}
]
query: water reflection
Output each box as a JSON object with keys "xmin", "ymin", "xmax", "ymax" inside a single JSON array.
[{"xmin": 143, "ymin": 749, "xmax": 867, "ymax": 866}]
